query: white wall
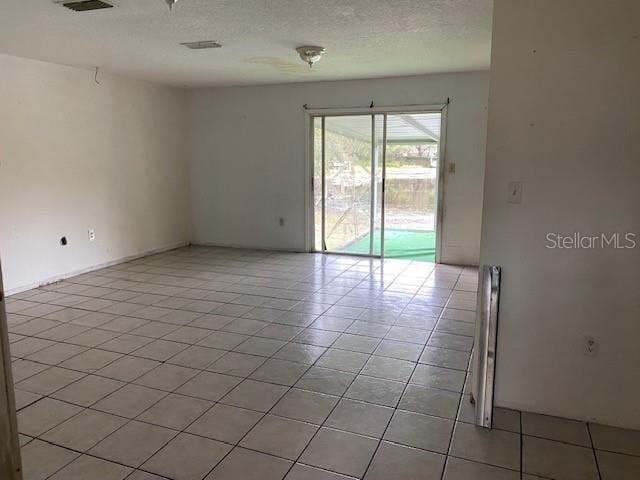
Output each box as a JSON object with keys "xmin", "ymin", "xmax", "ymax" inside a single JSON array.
[
  {"xmin": 0, "ymin": 54, "xmax": 192, "ymax": 294},
  {"xmin": 482, "ymin": 0, "xmax": 640, "ymax": 428},
  {"xmin": 188, "ymin": 72, "xmax": 489, "ymax": 265}
]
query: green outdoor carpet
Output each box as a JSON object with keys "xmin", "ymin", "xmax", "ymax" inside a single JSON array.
[{"xmin": 342, "ymin": 229, "xmax": 436, "ymax": 262}]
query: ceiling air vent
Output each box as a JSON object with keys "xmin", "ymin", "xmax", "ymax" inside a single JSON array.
[
  {"xmin": 62, "ymin": 1, "xmax": 114, "ymax": 12},
  {"xmin": 181, "ymin": 41, "xmax": 223, "ymax": 50}
]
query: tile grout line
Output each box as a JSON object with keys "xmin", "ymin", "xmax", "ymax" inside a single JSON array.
[
  {"xmin": 14, "ymin": 250, "xmax": 479, "ymax": 479},
  {"xmin": 12, "ymin": 262, "xmax": 465, "ymax": 398},
  {"xmin": 33, "ymin": 249, "xmax": 339, "ymax": 480},
  {"xmin": 439, "ymin": 270, "xmax": 472, "ymax": 480},
  {"xmin": 272, "ymin": 257, "xmax": 424, "ymax": 480},
  {"xmin": 193, "ymin": 257, "xmax": 402, "ymax": 480},
  {"xmin": 360, "ymin": 264, "xmax": 459, "ymax": 480},
  {"xmin": 587, "ymin": 422, "xmax": 603, "ymax": 480},
  {"xmin": 146, "ymin": 254, "xmax": 391, "ymax": 478}
]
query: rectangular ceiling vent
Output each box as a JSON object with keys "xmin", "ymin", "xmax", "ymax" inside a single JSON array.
[
  {"xmin": 62, "ymin": 1, "xmax": 114, "ymax": 12},
  {"xmin": 181, "ymin": 41, "xmax": 223, "ymax": 50}
]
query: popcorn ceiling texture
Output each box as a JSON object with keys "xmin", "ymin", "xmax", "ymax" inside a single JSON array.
[{"xmin": 0, "ymin": 0, "xmax": 492, "ymax": 87}]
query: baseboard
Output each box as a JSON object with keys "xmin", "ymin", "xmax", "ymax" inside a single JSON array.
[
  {"xmin": 5, "ymin": 241, "xmax": 190, "ymax": 296},
  {"xmin": 190, "ymin": 241, "xmax": 309, "ymax": 254},
  {"xmin": 6, "ymin": 240, "xmax": 472, "ymax": 296}
]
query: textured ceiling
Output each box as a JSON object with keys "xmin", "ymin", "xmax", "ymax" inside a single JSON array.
[{"xmin": 0, "ymin": 0, "xmax": 493, "ymax": 87}]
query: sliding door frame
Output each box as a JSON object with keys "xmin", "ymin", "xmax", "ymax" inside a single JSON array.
[{"xmin": 304, "ymin": 103, "xmax": 448, "ymax": 262}]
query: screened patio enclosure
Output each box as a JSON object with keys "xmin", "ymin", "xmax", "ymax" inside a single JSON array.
[{"xmin": 312, "ymin": 110, "xmax": 444, "ymax": 262}]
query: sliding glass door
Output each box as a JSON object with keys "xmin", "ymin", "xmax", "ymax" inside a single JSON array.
[{"xmin": 312, "ymin": 109, "xmax": 443, "ymax": 261}]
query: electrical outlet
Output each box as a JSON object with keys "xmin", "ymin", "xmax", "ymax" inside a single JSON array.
[
  {"xmin": 507, "ymin": 181, "xmax": 523, "ymax": 204},
  {"xmin": 278, "ymin": 217, "xmax": 285, "ymax": 227},
  {"xmin": 88, "ymin": 229, "xmax": 96, "ymax": 242},
  {"xmin": 448, "ymin": 163, "xmax": 456, "ymax": 174},
  {"xmin": 584, "ymin": 335, "xmax": 599, "ymax": 357}
]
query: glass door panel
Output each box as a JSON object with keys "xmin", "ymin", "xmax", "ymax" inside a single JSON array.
[
  {"xmin": 313, "ymin": 117, "xmax": 323, "ymax": 251},
  {"xmin": 323, "ymin": 115, "xmax": 373, "ymax": 254},
  {"xmin": 370, "ymin": 114, "xmax": 384, "ymax": 256},
  {"xmin": 382, "ymin": 112, "xmax": 441, "ymax": 262}
]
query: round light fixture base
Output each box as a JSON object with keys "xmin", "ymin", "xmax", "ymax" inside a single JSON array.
[
  {"xmin": 296, "ymin": 46, "xmax": 326, "ymax": 68},
  {"xmin": 166, "ymin": 0, "xmax": 179, "ymax": 11}
]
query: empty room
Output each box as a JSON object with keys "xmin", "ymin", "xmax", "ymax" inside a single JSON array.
[{"xmin": 0, "ymin": 1, "xmax": 639, "ymax": 479}]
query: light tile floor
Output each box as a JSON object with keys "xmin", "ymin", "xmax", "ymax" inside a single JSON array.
[{"xmin": 6, "ymin": 246, "xmax": 640, "ymax": 479}]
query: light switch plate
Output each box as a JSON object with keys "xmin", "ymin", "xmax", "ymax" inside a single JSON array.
[{"xmin": 508, "ymin": 181, "xmax": 523, "ymax": 204}]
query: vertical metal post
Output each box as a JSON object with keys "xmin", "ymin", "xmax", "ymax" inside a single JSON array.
[
  {"xmin": 321, "ymin": 116, "xmax": 326, "ymax": 252},
  {"xmin": 473, "ymin": 265, "xmax": 501, "ymax": 428},
  {"xmin": 380, "ymin": 114, "xmax": 387, "ymax": 259},
  {"xmin": 0, "ymin": 261, "xmax": 23, "ymax": 479},
  {"xmin": 369, "ymin": 115, "xmax": 376, "ymax": 255}
]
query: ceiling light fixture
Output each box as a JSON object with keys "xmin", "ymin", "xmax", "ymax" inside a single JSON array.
[
  {"xmin": 165, "ymin": 0, "xmax": 179, "ymax": 11},
  {"xmin": 296, "ymin": 46, "xmax": 326, "ymax": 68}
]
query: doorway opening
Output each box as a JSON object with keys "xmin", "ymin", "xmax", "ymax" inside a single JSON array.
[{"xmin": 310, "ymin": 107, "xmax": 445, "ymax": 262}]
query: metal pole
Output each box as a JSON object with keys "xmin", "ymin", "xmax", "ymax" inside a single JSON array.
[
  {"xmin": 380, "ymin": 114, "xmax": 387, "ymax": 259},
  {"xmin": 473, "ymin": 265, "xmax": 501, "ymax": 428},
  {"xmin": 321, "ymin": 116, "xmax": 326, "ymax": 252},
  {"xmin": 369, "ymin": 115, "xmax": 376, "ymax": 255}
]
